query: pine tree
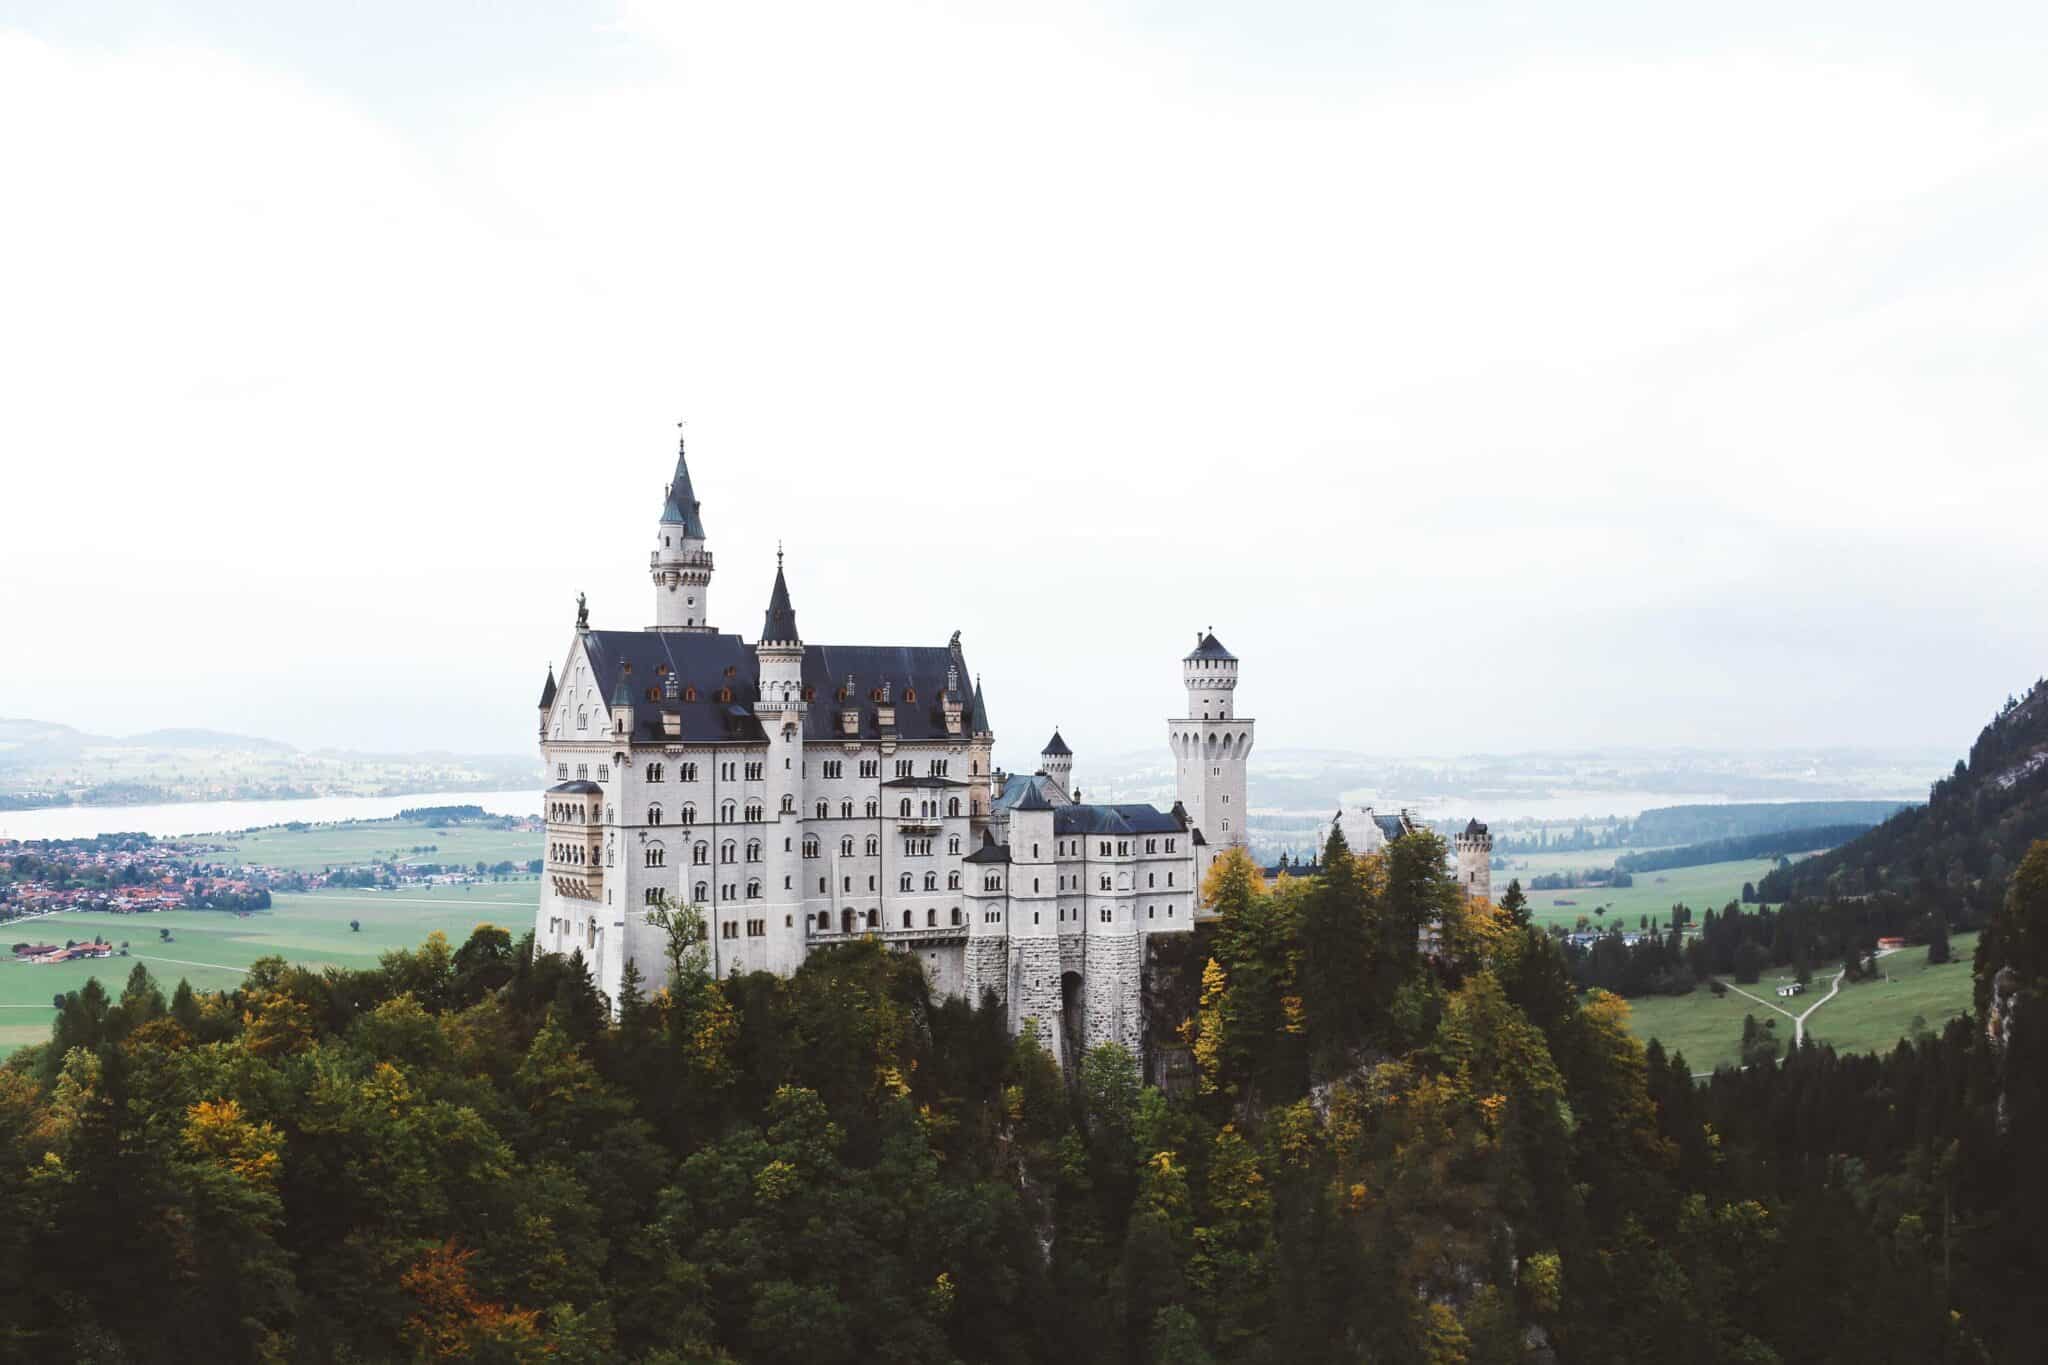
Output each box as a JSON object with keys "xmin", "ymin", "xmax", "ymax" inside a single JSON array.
[
  {"xmin": 1926, "ymin": 913, "xmax": 1952, "ymax": 966},
  {"xmin": 1298, "ymin": 823, "xmax": 1369, "ymax": 1069},
  {"xmin": 1500, "ymin": 878, "xmax": 1530, "ymax": 929}
]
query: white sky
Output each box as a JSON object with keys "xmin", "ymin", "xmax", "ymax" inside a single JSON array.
[{"xmin": 3, "ymin": 1, "xmax": 2045, "ymax": 768}]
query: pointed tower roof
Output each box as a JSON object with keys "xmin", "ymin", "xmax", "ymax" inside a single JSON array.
[
  {"xmin": 538, "ymin": 665, "xmax": 557, "ymax": 709},
  {"xmin": 659, "ymin": 434, "xmax": 707, "ymax": 538},
  {"xmin": 1042, "ymin": 730, "xmax": 1072, "ymax": 757},
  {"xmin": 759, "ymin": 549, "xmax": 800, "ymax": 643},
  {"xmin": 1185, "ymin": 630, "xmax": 1236, "ymax": 662},
  {"xmin": 610, "ymin": 674, "xmax": 633, "ymax": 707},
  {"xmin": 971, "ymin": 674, "xmax": 993, "ymax": 735}
]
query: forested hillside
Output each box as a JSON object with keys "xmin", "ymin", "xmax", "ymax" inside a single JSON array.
[
  {"xmin": 5, "ymin": 827, "xmax": 2047, "ymax": 1362},
  {"xmin": 1759, "ymin": 680, "xmax": 2048, "ymax": 926}
]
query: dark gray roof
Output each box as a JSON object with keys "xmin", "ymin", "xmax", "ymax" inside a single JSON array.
[
  {"xmin": 972, "ymin": 675, "xmax": 993, "ymax": 735},
  {"xmin": 1008, "ymin": 782, "xmax": 1055, "ymax": 812},
  {"xmin": 993, "ymin": 772, "xmax": 1061, "ymax": 811},
  {"xmin": 964, "ymin": 832, "xmax": 1011, "ymax": 864},
  {"xmin": 539, "ymin": 667, "xmax": 557, "ymax": 709},
  {"xmin": 1185, "ymin": 632, "xmax": 1236, "ymax": 662},
  {"xmin": 547, "ymin": 780, "xmax": 603, "ymax": 794},
  {"xmin": 1464, "ymin": 819, "xmax": 1488, "ymax": 836},
  {"xmin": 1042, "ymin": 730, "xmax": 1072, "ymax": 757},
  {"xmin": 1373, "ymin": 814, "xmax": 1410, "ymax": 842},
  {"xmin": 659, "ymin": 437, "xmax": 707, "ymax": 537},
  {"xmin": 760, "ymin": 559, "xmax": 799, "ymax": 642},
  {"xmin": 578, "ymin": 630, "xmax": 975, "ymax": 745},
  {"xmin": 1054, "ymin": 803, "xmax": 1183, "ymax": 837}
]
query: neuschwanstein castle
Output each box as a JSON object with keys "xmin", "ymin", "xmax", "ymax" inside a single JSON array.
[{"xmin": 534, "ymin": 437, "xmax": 1254, "ymax": 1063}]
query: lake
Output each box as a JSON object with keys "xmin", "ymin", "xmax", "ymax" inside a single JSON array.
[{"xmin": 0, "ymin": 788, "xmax": 539, "ymax": 841}]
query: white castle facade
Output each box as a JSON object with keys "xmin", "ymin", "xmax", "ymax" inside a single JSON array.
[{"xmin": 533, "ymin": 438, "xmax": 1254, "ymax": 1064}]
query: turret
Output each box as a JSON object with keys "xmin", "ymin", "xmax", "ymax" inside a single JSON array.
[
  {"xmin": 650, "ymin": 432, "xmax": 715, "ymax": 631},
  {"xmin": 1455, "ymin": 819, "xmax": 1493, "ymax": 906},
  {"xmin": 1183, "ymin": 630, "xmax": 1239, "ymax": 719},
  {"xmin": 538, "ymin": 665, "xmax": 557, "ymax": 738},
  {"xmin": 753, "ymin": 551, "xmax": 808, "ymax": 972},
  {"xmin": 1039, "ymin": 731, "xmax": 1074, "ymax": 802},
  {"xmin": 1170, "ymin": 629, "xmax": 1254, "ymax": 893}
]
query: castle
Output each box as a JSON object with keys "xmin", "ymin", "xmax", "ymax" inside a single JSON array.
[{"xmin": 533, "ymin": 436, "xmax": 1253, "ymax": 1064}]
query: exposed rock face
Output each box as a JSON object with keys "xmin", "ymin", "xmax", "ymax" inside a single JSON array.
[{"xmin": 1990, "ymin": 964, "xmax": 2021, "ymax": 1133}]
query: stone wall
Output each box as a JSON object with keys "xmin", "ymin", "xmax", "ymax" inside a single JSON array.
[
  {"xmin": 1009, "ymin": 936, "xmax": 1065, "ymax": 1065},
  {"xmin": 1082, "ymin": 934, "xmax": 1143, "ymax": 1053}
]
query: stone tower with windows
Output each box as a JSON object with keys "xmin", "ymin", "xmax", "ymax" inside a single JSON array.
[
  {"xmin": 1169, "ymin": 631, "xmax": 1253, "ymax": 891},
  {"xmin": 1039, "ymin": 730, "xmax": 1074, "ymax": 800},
  {"xmin": 753, "ymin": 552, "xmax": 808, "ymax": 972},
  {"xmin": 651, "ymin": 436, "xmax": 715, "ymax": 631},
  {"xmin": 1455, "ymin": 819, "xmax": 1493, "ymax": 906}
]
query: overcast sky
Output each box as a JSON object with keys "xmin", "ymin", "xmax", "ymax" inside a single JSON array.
[{"xmin": 3, "ymin": 1, "xmax": 2045, "ymax": 770}]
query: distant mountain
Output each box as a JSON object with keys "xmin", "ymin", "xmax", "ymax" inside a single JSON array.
[
  {"xmin": 124, "ymin": 727, "xmax": 296, "ymax": 753},
  {"xmin": 1758, "ymin": 678, "xmax": 2048, "ymax": 917}
]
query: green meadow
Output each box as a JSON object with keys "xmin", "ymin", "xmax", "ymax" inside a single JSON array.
[
  {"xmin": 1620, "ymin": 932, "xmax": 1980, "ymax": 1075},
  {"xmin": 1504, "ymin": 856, "xmax": 1785, "ymax": 928},
  {"xmin": 1, "ymin": 882, "xmax": 541, "ymax": 1058},
  {"xmin": 206, "ymin": 818, "xmax": 540, "ymax": 872}
]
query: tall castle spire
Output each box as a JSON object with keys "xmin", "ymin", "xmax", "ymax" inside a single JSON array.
[
  {"xmin": 651, "ymin": 425, "xmax": 715, "ymax": 631},
  {"xmin": 659, "ymin": 431, "xmax": 707, "ymax": 537},
  {"xmin": 759, "ymin": 545, "xmax": 800, "ymax": 644}
]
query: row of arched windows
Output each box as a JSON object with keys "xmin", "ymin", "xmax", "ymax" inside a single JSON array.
[{"xmin": 897, "ymin": 871, "xmax": 962, "ymax": 891}]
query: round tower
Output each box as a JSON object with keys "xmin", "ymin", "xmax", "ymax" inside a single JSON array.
[
  {"xmin": 1040, "ymin": 730, "xmax": 1074, "ymax": 802},
  {"xmin": 1455, "ymin": 819, "xmax": 1493, "ymax": 906},
  {"xmin": 651, "ymin": 432, "xmax": 715, "ymax": 631},
  {"xmin": 1170, "ymin": 630, "xmax": 1253, "ymax": 890},
  {"xmin": 754, "ymin": 551, "xmax": 808, "ymax": 973}
]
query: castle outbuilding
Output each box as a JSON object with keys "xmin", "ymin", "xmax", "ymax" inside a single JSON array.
[{"xmin": 534, "ymin": 434, "xmax": 1249, "ymax": 1065}]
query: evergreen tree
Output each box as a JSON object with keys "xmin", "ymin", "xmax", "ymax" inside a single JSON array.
[
  {"xmin": 1297, "ymin": 823, "xmax": 1369, "ymax": 1070},
  {"xmin": 1500, "ymin": 878, "xmax": 1531, "ymax": 929}
]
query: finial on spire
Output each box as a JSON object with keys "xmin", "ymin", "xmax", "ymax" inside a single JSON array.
[{"xmin": 777, "ymin": 540, "xmax": 784, "ymax": 569}]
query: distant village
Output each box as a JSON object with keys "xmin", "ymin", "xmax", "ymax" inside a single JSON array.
[{"xmin": 0, "ymin": 814, "xmax": 544, "ymax": 943}]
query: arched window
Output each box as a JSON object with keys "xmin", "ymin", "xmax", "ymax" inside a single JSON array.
[
  {"xmin": 865, "ymin": 909, "xmax": 878, "ymax": 928},
  {"xmin": 720, "ymin": 841, "xmax": 736, "ymax": 864},
  {"xmin": 576, "ymin": 707, "xmax": 588, "ymax": 730},
  {"xmin": 865, "ymin": 835, "xmax": 879, "ymax": 856},
  {"xmin": 947, "ymin": 835, "xmax": 960, "ymax": 855},
  {"xmin": 950, "ymin": 907, "xmax": 961, "ymax": 925},
  {"xmin": 839, "ymin": 835, "xmax": 855, "ymax": 857},
  {"xmin": 923, "ymin": 872, "xmax": 937, "ymax": 891},
  {"xmin": 947, "ymin": 797, "xmax": 960, "ymax": 817},
  {"xmin": 644, "ymin": 844, "xmax": 665, "ymax": 868},
  {"xmin": 647, "ymin": 804, "xmax": 663, "ymax": 826},
  {"xmin": 902, "ymin": 910, "xmax": 912, "ymax": 928},
  {"xmin": 926, "ymin": 908, "xmax": 936, "ymax": 926},
  {"xmin": 948, "ymin": 871, "xmax": 960, "ymax": 890},
  {"xmin": 680, "ymin": 804, "xmax": 696, "ymax": 826},
  {"xmin": 745, "ymin": 803, "xmax": 763, "ymax": 823},
  {"xmin": 803, "ymin": 837, "xmax": 819, "ymax": 857},
  {"xmin": 745, "ymin": 840, "xmax": 762, "ymax": 863},
  {"xmin": 865, "ymin": 799, "xmax": 879, "ymax": 818},
  {"xmin": 815, "ymin": 800, "xmax": 829, "ymax": 820},
  {"xmin": 693, "ymin": 842, "xmax": 708, "ymax": 865},
  {"xmin": 721, "ymin": 801, "xmax": 736, "ymax": 823},
  {"xmin": 647, "ymin": 763, "xmax": 664, "ymax": 782},
  {"xmin": 899, "ymin": 798, "xmax": 912, "ymax": 818},
  {"xmin": 746, "ymin": 880, "xmax": 761, "ymax": 899},
  {"xmin": 900, "ymin": 873, "xmax": 913, "ymax": 892},
  {"xmin": 781, "ymin": 794, "xmax": 795, "ymax": 813},
  {"xmin": 693, "ymin": 881, "xmax": 708, "ymax": 902}
]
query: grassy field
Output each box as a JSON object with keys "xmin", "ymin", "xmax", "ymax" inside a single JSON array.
[
  {"xmin": 1806, "ymin": 933, "xmax": 1979, "ymax": 1056},
  {"xmin": 1506, "ymin": 856, "xmax": 1784, "ymax": 929},
  {"xmin": 1622, "ymin": 987, "xmax": 1782, "ymax": 1074},
  {"xmin": 1621, "ymin": 932, "xmax": 1980, "ymax": 1075},
  {"xmin": 1, "ymin": 881, "xmax": 540, "ymax": 1058},
  {"xmin": 205, "ymin": 818, "xmax": 539, "ymax": 872}
]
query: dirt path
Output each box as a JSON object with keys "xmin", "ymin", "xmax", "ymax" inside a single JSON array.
[{"xmin": 1713, "ymin": 946, "xmax": 1901, "ymax": 1050}]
